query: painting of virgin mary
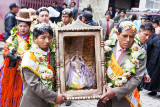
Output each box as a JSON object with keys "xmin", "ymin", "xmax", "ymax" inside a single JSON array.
[{"xmin": 65, "ymin": 50, "xmax": 95, "ymax": 90}]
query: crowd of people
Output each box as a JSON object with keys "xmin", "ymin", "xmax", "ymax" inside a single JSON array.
[{"xmin": 0, "ymin": 1, "xmax": 160, "ymax": 107}]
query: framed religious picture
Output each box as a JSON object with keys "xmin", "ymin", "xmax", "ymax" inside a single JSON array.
[{"xmin": 55, "ymin": 20, "xmax": 106, "ymax": 100}]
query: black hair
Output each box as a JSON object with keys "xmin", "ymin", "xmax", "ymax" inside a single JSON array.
[
  {"xmin": 36, "ymin": 10, "xmax": 39, "ymax": 15},
  {"xmin": 105, "ymin": 11, "xmax": 111, "ymax": 15},
  {"xmin": 37, "ymin": 7, "xmax": 49, "ymax": 15},
  {"xmin": 21, "ymin": 5, "xmax": 28, "ymax": 8},
  {"xmin": 33, "ymin": 24, "xmax": 53, "ymax": 38},
  {"xmin": 153, "ymin": 20, "xmax": 159, "ymax": 25},
  {"xmin": 117, "ymin": 25, "xmax": 123, "ymax": 34},
  {"xmin": 53, "ymin": 1, "xmax": 58, "ymax": 4},
  {"xmin": 63, "ymin": 3, "xmax": 68, "ymax": 7},
  {"xmin": 120, "ymin": 10, "xmax": 126, "ymax": 14},
  {"xmin": 140, "ymin": 22, "xmax": 155, "ymax": 33},
  {"xmin": 131, "ymin": 15, "xmax": 137, "ymax": 22},
  {"xmin": 71, "ymin": 2, "xmax": 76, "ymax": 5},
  {"xmin": 62, "ymin": 9, "xmax": 73, "ymax": 17},
  {"xmin": 116, "ymin": 7, "xmax": 119, "ymax": 10},
  {"xmin": 17, "ymin": 20, "xmax": 31, "ymax": 27}
]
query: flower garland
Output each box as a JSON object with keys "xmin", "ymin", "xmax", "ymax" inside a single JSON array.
[
  {"xmin": 57, "ymin": 18, "xmax": 74, "ymax": 27},
  {"xmin": 104, "ymin": 28, "xmax": 146, "ymax": 88},
  {"xmin": 30, "ymin": 43, "xmax": 55, "ymax": 90},
  {"xmin": 6, "ymin": 26, "xmax": 33, "ymax": 53},
  {"xmin": 5, "ymin": 26, "xmax": 33, "ymax": 70}
]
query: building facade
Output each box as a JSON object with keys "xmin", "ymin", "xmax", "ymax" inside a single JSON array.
[{"xmin": 139, "ymin": 0, "xmax": 160, "ymax": 9}]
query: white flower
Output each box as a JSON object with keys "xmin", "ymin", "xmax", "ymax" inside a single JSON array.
[
  {"xmin": 41, "ymin": 73, "xmax": 52, "ymax": 79},
  {"xmin": 104, "ymin": 46, "xmax": 112, "ymax": 52},
  {"xmin": 122, "ymin": 77, "xmax": 127, "ymax": 83},
  {"xmin": 131, "ymin": 58, "xmax": 139, "ymax": 65},
  {"xmin": 115, "ymin": 80, "xmax": 123, "ymax": 87},
  {"xmin": 123, "ymin": 72, "xmax": 131, "ymax": 78},
  {"xmin": 104, "ymin": 40, "xmax": 112, "ymax": 46},
  {"xmin": 107, "ymin": 83, "xmax": 113, "ymax": 88},
  {"xmin": 46, "ymin": 69, "xmax": 53, "ymax": 74},
  {"xmin": 131, "ymin": 51, "xmax": 141, "ymax": 59},
  {"xmin": 39, "ymin": 66, "xmax": 48, "ymax": 73},
  {"xmin": 124, "ymin": 59, "xmax": 135, "ymax": 69},
  {"xmin": 51, "ymin": 47, "xmax": 55, "ymax": 52},
  {"xmin": 109, "ymin": 32, "xmax": 118, "ymax": 45},
  {"xmin": 9, "ymin": 46, "xmax": 15, "ymax": 51},
  {"xmin": 131, "ymin": 43, "xmax": 140, "ymax": 51}
]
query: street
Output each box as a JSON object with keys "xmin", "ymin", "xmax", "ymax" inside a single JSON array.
[{"xmin": 0, "ymin": 41, "xmax": 159, "ymax": 107}]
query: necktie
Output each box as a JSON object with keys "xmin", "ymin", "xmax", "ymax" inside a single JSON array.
[
  {"xmin": 47, "ymin": 53, "xmax": 50, "ymax": 64},
  {"xmin": 106, "ymin": 20, "xmax": 109, "ymax": 35},
  {"xmin": 117, "ymin": 49, "xmax": 124, "ymax": 61}
]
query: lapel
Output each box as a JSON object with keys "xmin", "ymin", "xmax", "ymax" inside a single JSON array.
[
  {"xmin": 101, "ymin": 18, "xmax": 107, "ymax": 27},
  {"xmin": 113, "ymin": 43, "xmax": 117, "ymax": 59}
]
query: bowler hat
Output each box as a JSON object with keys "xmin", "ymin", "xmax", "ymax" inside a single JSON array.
[
  {"xmin": 16, "ymin": 9, "xmax": 33, "ymax": 22},
  {"xmin": 9, "ymin": 3, "xmax": 20, "ymax": 10},
  {"xmin": 28, "ymin": 8, "xmax": 37, "ymax": 19}
]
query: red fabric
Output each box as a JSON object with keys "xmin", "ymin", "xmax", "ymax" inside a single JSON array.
[
  {"xmin": 0, "ymin": 31, "xmax": 4, "ymax": 41},
  {"xmin": 47, "ymin": 53, "xmax": 50, "ymax": 64},
  {"xmin": 0, "ymin": 58, "xmax": 22, "ymax": 107},
  {"xmin": 117, "ymin": 49, "xmax": 124, "ymax": 61},
  {"xmin": 26, "ymin": 34, "xmax": 30, "ymax": 44},
  {"xmin": 106, "ymin": 20, "xmax": 109, "ymax": 35},
  {"xmin": 3, "ymin": 43, "xmax": 9, "ymax": 57}
]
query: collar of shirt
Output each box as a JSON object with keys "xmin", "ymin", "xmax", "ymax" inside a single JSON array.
[
  {"xmin": 19, "ymin": 33, "xmax": 27, "ymax": 40},
  {"xmin": 71, "ymin": 7, "xmax": 74, "ymax": 10},
  {"xmin": 106, "ymin": 19, "xmax": 109, "ymax": 21},
  {"xmin": 136, "ymin": 34, "xmax": 143, "ymax": 46},
  {"xmin": 40, "ymin": 48, "xmax": 50, "ymax": 55}
]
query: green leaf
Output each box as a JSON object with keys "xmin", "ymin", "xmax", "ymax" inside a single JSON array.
[
  {"xmin": 138, "ymin": 54, "xmax": 145, "ymax": 60},
  {"xmin": 107, "ymin": 78, "xmax": 115, "ymax": 88},
  {"xmin": 66, "ymin": 85, "xmax": 77, "ymax": 90},
  {"xmin": 130, "ymin": 68, "xmax": 136, "ymax": 74},
  {"xmin": 7, "ymin": 43, "xmax": 12, "ymax": 48},
  {"xmin": 11, "ymin": 26, "xmax": 18, "ymax": 35}
]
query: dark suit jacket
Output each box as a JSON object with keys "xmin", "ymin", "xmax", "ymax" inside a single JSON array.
[
  {"xmin": 3, "ymin": 11, "xmax": 17, "ymax": 41},
  {"xmin": 98, "ymin": 42, "xmax": 146, "ymax": 107},
  {"xmin": 144, "ymin": 35, "xmax": 160, "ymax": 92},
  {"xmin": 69, "ymin": 7, "xmax": 78, "ymax": 20}
]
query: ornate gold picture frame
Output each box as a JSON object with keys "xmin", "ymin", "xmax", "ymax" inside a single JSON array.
[{"xmin": 55, "ymin": 20, "xmax": 106, "ymax": 100}]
